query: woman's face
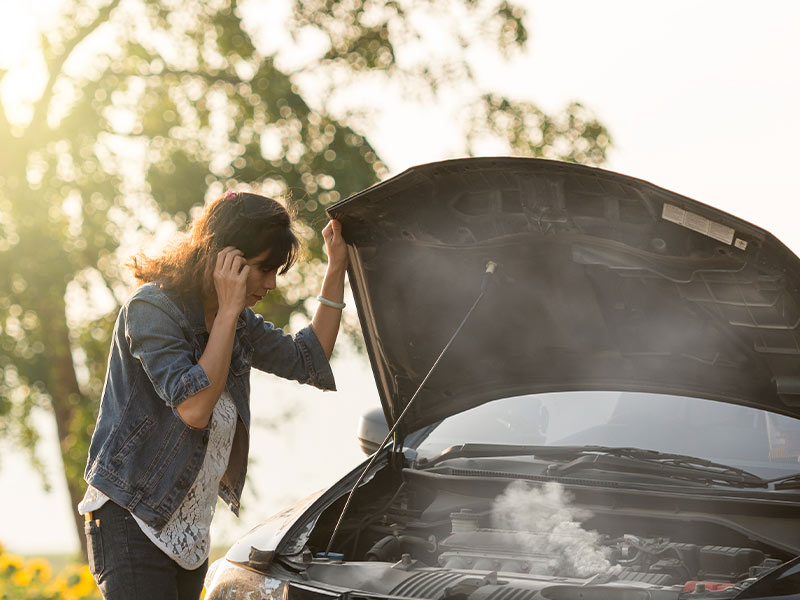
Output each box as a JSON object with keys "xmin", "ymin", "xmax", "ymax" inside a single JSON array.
[{"xmin": 243, "ymin": 249, "xmax": 278, "ymax": 306}]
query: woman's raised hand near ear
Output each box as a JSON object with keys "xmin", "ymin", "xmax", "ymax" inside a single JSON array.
[
  {"xmin": 214, "ymin": 247, "xmax": 249, "ymax": 317},
  {"xmin": 179, "ymin": 247, "xmax": 245, "ymax": 428}
]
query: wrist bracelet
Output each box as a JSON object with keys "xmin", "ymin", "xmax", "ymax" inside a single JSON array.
[{"xmin": 317, "ymin": 295, "xmax": 346, "ymax": 309}]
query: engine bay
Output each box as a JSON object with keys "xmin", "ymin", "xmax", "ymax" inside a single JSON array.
[{"xmin": 292, "ymin": 467, "xmax": 800, "ymax": 599}]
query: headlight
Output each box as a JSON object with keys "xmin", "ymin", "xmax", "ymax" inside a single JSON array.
[{"xmin": 204, "ymin": 558, "xmax": 287, "ymax": 600}]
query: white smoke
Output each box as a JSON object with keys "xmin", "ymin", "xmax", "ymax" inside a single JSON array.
[{"xmin": 491, "ymin": 480, "xmax": 610, "ymax": 578}]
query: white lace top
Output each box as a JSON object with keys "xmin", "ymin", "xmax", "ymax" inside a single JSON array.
[{"xmin": 79, "ymin": 392, "xmax": 238, "ymax": 570}]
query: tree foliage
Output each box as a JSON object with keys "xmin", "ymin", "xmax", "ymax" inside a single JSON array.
[{"xmin": 0, "ymin": 0, "xmax": 611, "ymax": 554}]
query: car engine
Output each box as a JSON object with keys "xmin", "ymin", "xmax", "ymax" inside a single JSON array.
[
  {"xmin": 436, "ymin": 509, "xmax": 777, "ymax": 584},
  {"xmin": 296, "ymin": 471, "xmax": 798, "ymax": 600}
]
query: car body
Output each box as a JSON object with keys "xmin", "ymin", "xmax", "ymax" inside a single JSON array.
[{"xmin": 204, "ymin": 158, "xmax": 800, "ymax": 600}]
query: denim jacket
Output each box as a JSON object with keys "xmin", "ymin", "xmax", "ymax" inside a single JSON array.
[{"xmin": 83, "ymin": 282, "xmax": 335, "ymax": 530}]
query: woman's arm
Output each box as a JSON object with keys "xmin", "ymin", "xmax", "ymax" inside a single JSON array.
[
  {"xmin": 243, "ymin": 219, "xmax": 347, "ymax": 387},
  {"xmin": 311, "ymin": 220, "xmax": 349, "ymax": 359},
  {"xmin": 177, "ymin": 247, "xmax": 248, "ymax": 428}
]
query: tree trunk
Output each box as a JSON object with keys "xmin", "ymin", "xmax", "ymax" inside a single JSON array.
[
  {"xmin": 45, "ymin": 299, "xmax": 90, "ymax": 559},
  {"xmin": 53, "ymin": 404, "xmax": 89, "ymax": 560}
]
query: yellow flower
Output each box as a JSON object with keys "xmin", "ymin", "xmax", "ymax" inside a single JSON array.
[
  {"xmin": 44, "ymin": 574, "xmax": 70, "ymax": 595},
  {"xmin": 0, "ymin": 554, "xmax": 100, "ymax": 600},
  {"xmin": 27, "ymin": 557, "xmax": 53, "ymax": 582},
  {"xmin": 11, "ymin": 565, "xmax": 33, "ymax": 587},
  {"xmin": 0, "ymin": 551, "xmax": 23, "ymax": 576},
  {"xmin": 65, "ymin": 569, "xmax": 82, "ymax": 588},
  {"xmin": 71, "ymin": 565, "xmax": 100, "ymax": 598}
]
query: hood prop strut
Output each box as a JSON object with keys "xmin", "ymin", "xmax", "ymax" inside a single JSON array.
[{"xmin": 324, "ymin": 261, "xmax": 498, "ymax": 557}]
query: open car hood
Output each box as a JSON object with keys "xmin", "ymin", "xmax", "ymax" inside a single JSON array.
[{"xmin": 327, "ymin": 158, "xmax": 800, "ymax": 437}]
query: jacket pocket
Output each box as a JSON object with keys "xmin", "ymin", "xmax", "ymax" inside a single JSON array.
[
  {"xmin": 110, "ymin": 416, "xmax": 155, "ymax": 467},
  {"xmin": 84, "ymin": 519, "xmax": 104, "ymax": 576}
]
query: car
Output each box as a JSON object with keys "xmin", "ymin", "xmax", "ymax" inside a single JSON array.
[{"xmin": 203, "ymin": 157, "xmax": 800, "ymax": 600}]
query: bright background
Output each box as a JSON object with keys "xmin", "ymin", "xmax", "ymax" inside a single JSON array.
[{"xmin": 1, "ymin": 1, "xmax": 799, "ymax": 554}]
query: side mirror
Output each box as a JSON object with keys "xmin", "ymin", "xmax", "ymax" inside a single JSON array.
[{"xmin": 357, "ymin": 406, "xmax": 389, "ymax": 455}]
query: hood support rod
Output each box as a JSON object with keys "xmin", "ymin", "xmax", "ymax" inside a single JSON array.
[{"xmin": 324, "ymin": 261, "xmax": 498, "ymax": 557}]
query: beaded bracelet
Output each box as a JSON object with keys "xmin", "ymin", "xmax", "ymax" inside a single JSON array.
[{"xmin": 317, "ymin": 295, "xmax": 346, "ymax": 309}]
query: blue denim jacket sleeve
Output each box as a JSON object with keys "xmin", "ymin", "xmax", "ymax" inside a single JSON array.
[
  {"xmin": 125, "ymin": 294, "xmax": 211, "ymax": 407},
  {"xmin": 245, "ymin": 309, "xmax": 336, "ymax": 391}
]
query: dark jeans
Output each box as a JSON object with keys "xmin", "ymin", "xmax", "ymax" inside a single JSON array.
[{"xmin": 84, "ymin": 500, "xmax": 208, "ymax": 600}]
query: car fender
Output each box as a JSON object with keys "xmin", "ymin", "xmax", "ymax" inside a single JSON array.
[{"xmin": 225, "ymin": 489, "xmax": 326, "ymax": 565}]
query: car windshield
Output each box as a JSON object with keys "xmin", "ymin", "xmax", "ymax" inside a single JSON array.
[{"xmin": 414, "ymin": 391, "xmax": 800, "ymax": 480}]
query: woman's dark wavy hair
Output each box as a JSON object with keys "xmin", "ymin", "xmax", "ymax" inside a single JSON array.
[{"xmin": 129, "ymin": 192, "xmax": 300, "ymax": 300}]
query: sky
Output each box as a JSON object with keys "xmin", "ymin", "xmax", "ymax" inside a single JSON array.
[{"xmin": 1, "ymin": 1, "xmax": 799, "ymax": 555}]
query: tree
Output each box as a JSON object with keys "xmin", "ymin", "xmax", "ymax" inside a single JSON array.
[{"xmin": 0, "ymin": 0, "xmax": 611, "ymax": 555}]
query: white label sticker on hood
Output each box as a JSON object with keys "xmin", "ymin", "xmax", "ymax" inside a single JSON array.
[{"xmin": 662, "ymin": 203, "xmax": 735, "ymax": 245}]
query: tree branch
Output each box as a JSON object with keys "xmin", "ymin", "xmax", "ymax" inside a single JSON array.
[
  {"xmin": 30, "ymin": 0, "xmax": 122, "ymax": 137},
  {"xmin": 160, "ymin": 68, "xmax": 242, "ymax": 85}
]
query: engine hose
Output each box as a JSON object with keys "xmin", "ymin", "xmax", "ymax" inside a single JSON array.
[
  {"xmin": 343, "ymin": 482, "xmax": 408, "ymax": 557},
  {"xmin": 365, "ymin": 535, "xmax": 435, "ymax": 562}
]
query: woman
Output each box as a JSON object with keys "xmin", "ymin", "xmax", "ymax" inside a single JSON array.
[{"xmin": 78, "ymin": 191, "xmax": 348, "ymax": 599}]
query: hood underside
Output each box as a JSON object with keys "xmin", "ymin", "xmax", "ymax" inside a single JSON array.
[{"xmin": 327, "ymin": 158, "xmax": 800, "ymax": 436}]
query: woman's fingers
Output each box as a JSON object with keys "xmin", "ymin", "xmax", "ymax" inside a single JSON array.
[
  {"xmin": 215, "ymin": 247, "xmax": 228, "ymax": 271},
  {"xmin": 216, "ymin": 247, "xmax": 231, "ymax": 271},
  {"xmin": 213, "ymin": 247, "xmax": 248, "ymax": 314},
  {"xmin": 322, "ymin": 220, "xmax": 341, "ymax": 241},
  {"xmin": 217, "ymin": 247, "xmax": 244, "ymax": 274},
  {"xmin": 221, "ymin": 250, "xmax": 233, "ymax": 273},
  {"xmin": 322, "ymin": 219, "xmax": 348, "ymax": 268},
  {"xmin": 322, "ymin": 220, "xmax": 341, "ymax": 244},
  {"xmin": 231, "ymin": 254, "xmax": 245, "ymax": 274}
]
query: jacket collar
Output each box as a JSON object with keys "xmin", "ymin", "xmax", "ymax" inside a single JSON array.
[{"xmin": 180, "ymin": 291, "xmax": 247, "ymax": 334}]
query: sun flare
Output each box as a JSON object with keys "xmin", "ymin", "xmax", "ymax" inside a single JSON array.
[{"xmin": 0, "ymin": 4, "xmax": 57, "ymax": 124}]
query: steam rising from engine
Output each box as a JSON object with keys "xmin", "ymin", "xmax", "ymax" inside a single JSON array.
[{"xmin": 491, "ymin": 481, "xmax": 610, "ymax": 577}]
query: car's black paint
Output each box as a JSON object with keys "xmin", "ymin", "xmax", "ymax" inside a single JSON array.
[{"xmin": 328, "ymin": 158, "xmax": 800, "ymax": 437}]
